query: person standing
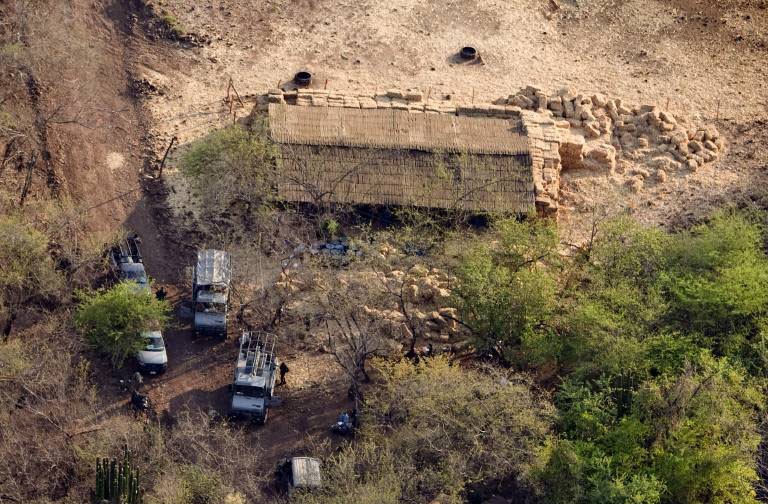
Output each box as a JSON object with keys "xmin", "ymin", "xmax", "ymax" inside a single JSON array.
[{"xmin": 278, "ymin": 362, "xmax": 289, "ymax": 386}]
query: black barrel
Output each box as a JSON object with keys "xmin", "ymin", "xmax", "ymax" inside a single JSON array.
[{"xmin": 294, "ymin": 71, "xmax": 312, "ymax": 86}]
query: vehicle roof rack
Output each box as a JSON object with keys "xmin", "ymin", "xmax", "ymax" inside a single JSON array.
[{"xmin": 239, "ymin": 331, "xmax": 276, "ymax": 378}]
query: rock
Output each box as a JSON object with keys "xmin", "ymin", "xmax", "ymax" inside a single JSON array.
[
  {"xmin": 620, "ymin": 123, "xmax": 637, "ymax": 133},
  {"xmin": 686, "ymin": 158, "xmax": 699, "ymax": 171},
  {"xmin": 557, "ymin": 87, "xmax": 575, "ymax": 100},
  {"xmin": 660, "ymin": 121, "xmax": 676, "ymax": 132},
  {"xmin": 585, "ymin": 122, "xmax": 601, "ymax": 138},
  {"xmin": 659, "ymin": 111, "xmax": 676, "ymax": 124},
  {"xmin": 627, "ymin": 176, "xmax": 644, "ymax": 193},
  {"xmin": 564, "ymin": 99, "xmax": 575, "ymax": 118},
  {"xmin": 620, "ymin": 132, "xmax": 635, "ymax": 146},
  {"xmin": 510, "ymin": 94, "xmax": 534, "ymax": 109},
  {"xmin": 700, "ymin": 149, "xmax": 716, "ymax": 162},
  {"xmin": 428, "ymin": 311, "xmax": 446, "ymax": 326},
  {"xmin": 535, "ymin": 92, "xmax": 549, "ymax": 110},
  {"xmin": 581, "ymin": 109, "xmax": 596, "ymax": 122},
  {"xmin": 703, "ymin": 127, "xmax": 719, "ymax": 141},
  {"xmin": 637, "ymin": 137, "xmax": 649, "ymax": 148},
  {"xmin": 548, "ymin": 96, "xmax": 564, "ymax": 111},
  {"xmin": 559, "ymin": 134, "xmax": 586, "ymax": 169},
  {"xmin": 438, "ymin": 307, "xmax": 458, "ymax": 320},
  {"xmin": 715, "ymin": 137, "xmax": 727, "ymax": 150},
  {"xmin": 650, "ymin": 156, "xmax": 673, "ymax": 169},
  {"xmin": 582, "ymin": 142, "xmax": 617, "ymax": 172},
  {"xmin": 689, "ymin": 140, "xmax": 704, "ymax": 153},
  {"xmin": 630, "ymin": 167, "xmax": 651, "ymax": 179},
  {"xmin": 656, "ymin": 168, "xmax": 668, "ymax": 182},
  {"xmin": 591, "ymin": 93, "xmax": 608, "ymax": 108},
  {"xmin": 523, "ymin": 85, "xmax": 543, "ymax": 97},
  {"xmin": 704, "ymin": 139, "xmax": 718, "ymax": 151},
  {"xmin": 410, "ymin": 264, "xmax": 429, "ymax": 276}
]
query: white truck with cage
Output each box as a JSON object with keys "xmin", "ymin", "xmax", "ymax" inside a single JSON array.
[
  {"xmin": 193, "ymin": 249, "xmax": 232, "ymax": 339},
  {"xmin": 230, "ymin": 331, "xmax": 279, "ymax": 424}
]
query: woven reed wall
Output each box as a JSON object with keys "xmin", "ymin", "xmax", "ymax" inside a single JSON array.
[
  {"xmin": 269, "ymin": 104, "xmax": 529, "ymax": 156},
  {"xmin": 277, "ymin": 145, "xmax": 535, "ymax": 213}
]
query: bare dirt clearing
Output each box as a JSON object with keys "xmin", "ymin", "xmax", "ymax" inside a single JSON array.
[{"xmin": 140, "ymin": 0, "xmax": 768, "ymax": 236}]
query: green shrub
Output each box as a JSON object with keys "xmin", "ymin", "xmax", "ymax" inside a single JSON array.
[
  {"xmin": 180, "ymin": 124, "xmax": 277, "ymax": 220},
  {"xmin": 178, "ymin": 466, "xmax": 225, "ymax": 504},
  {"xmin": 0, "ymin": 215, "xmax": 63, "ymax": 339},
  {"xmin": 75, "ymin": 282, "xmax": 169, "ymax": 367}
]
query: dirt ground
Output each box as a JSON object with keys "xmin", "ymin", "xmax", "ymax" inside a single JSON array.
[{"xmin": 3, "ymin": 0, "xmax": 768, "ymax": 491}]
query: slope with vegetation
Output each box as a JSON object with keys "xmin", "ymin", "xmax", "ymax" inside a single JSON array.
[{"xmin": 451, "ymin": 211, "xmax": 768, "ymax": 503}]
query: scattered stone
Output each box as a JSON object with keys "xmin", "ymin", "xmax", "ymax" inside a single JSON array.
[
  {"xmin": 627, "ymin": 176, "xmax": 644, "ymax": 193},
  {"xmin": 591, "ymin": 93, "xmax": 608, "ymax": 107},
  {"xmin": 584, "ymin": 122, "xmax": 601, "ymax": 138},
  {"xmin": 656, "ymin": 168, "xmax": 668, "ymax": 182},
  {"xmin": 660, "ymin": 111, "xmax": 676, "ymax": 124}
]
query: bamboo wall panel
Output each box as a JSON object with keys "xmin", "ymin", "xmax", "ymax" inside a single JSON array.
[{"xmin": 276, "ymin": 146, "xmax": 535, "ymax": 213}]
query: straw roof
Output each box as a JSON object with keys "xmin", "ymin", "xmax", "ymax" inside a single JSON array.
[
  {"xmin": 270, "ymin": 104, "xmax": 529, "ymax": 155},
  {"xmin": 268, "ymin": 104, "xmax": 535, "ymax": 213}
]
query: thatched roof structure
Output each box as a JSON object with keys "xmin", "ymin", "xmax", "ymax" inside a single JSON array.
[{"xmin": 268, "ymin": 104, "xmax": 535, "ymax": 213}]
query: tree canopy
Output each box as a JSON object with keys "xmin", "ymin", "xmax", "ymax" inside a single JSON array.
[
  {"xmin": 0, "ymin": 214, "xmax": 63, "ymax": 339},
  {"xmin": 293, "ymin": 357, "xmax": 554, "ymax": 504},
  {"xmin": 452, "ymin": 210, "xmax": 768, "ymax": 504},
  {"xmin": 75, "ymin": 282, "xmax": 170, "ymax": 367}
]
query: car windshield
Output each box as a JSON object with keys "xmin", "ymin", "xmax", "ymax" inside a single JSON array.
[
  {"xmin": 196, "ymin": 302, "xmax": 226, "ymax": 314},
  {"xmin": 234, "ymin": 385, "xmax": 265, "ymax": 398},
  {"xmin": 124, "ymin": 270, "xmax": 148, "ymax": 283},
  {"xmin": 144, "ymin": 336, "xmax": 165, "ymax": 351}
]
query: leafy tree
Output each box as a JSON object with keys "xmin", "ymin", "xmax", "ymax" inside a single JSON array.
[
  {"xmin": 639, "ymin": 357, "xmax": 763, "ymax": 504},
  {"xmin": 293, "ymin": 357, "xmax": 554, "ymax": 504},
  {"xmin": 181, "ymin": 122, "xmax": 277, "ymax": 220},
  {"xmin": 453, "ymin": 210, "xmax": 768, "ymax": 504},
  {"xmin": 0, "ymin": 215, "xmax": 63, "ymax": 339},
  {"xmin": 75, "ymin": 282, "xmax": 169, "ymax": 367},
  {"xmin": 453, "ymin": 218, "xmax": 558, "ymax": 364},
  {"xmin": 664, "ymin": 211, "xmax": 768, "ymax": 369}
]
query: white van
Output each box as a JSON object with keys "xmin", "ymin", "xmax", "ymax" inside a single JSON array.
[{"xmin": 137, "ymin": 330, "xmax": 168, "ymax": 375}]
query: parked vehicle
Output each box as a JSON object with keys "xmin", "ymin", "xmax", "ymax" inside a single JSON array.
[
  {"xmin": 193, "ymin": 249, "xmax": 231, "ymax": 338},
  {"xmin": 230, "ymin": 331, "xmax": 277, "ymax": 424},
  {"xmin": 109, "ymin": 234, "xmax": 149, "ymax": 292},
  {"xmin": 136, "ymin": 330, "xmax": 167, "ymax": 375},
  {"xmin": 275, "ymin": 457, "xmax": 322, "ymax": 494}
]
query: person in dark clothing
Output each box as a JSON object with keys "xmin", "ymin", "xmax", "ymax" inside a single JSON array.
[
  {"xmin": 278, "ymin": 362, "xmax": 289, "ymax": 386},
  {"xmin": 155, "ymin": 286, "xmax": 167, "ymax": 301}
]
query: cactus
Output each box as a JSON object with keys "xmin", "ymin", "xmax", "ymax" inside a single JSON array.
[{"xmin": 94, "ymin": 445, "xmax": 141, "ymax": 504}]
